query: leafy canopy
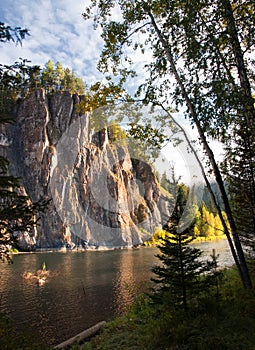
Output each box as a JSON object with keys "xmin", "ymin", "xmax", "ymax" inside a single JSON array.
[{"xmin": 84, "ymin": 0, "xmax": 255, "ymax": 140}]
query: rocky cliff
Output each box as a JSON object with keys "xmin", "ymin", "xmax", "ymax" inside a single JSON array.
[{"xmin": 0, "ymin": 89, "xmax": 173, "ymax": 250}]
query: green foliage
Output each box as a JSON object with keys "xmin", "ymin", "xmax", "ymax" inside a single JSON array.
[
  {"xmin": 29, "ymin": 59, "xmax": 86, "ymax": 95},
  {"xmin": 0, "ymin": 22, "xmax": 29, "ymax": 44},
  {"xmin": 75, "ymin": 81, "xmax": 129, "ymax": 116},
  {"xmin": 150, "ymin": 185, "xmax": 217, "ymax": 308},
  {"xmin": 0, "ymin": 58, "xmax": 41, "ymax": 119},
  {"xmin": 0, "ymin": 24, "xmax": 32, "ymax": 116},
  {"xmin": 160, "ymin": 170, "xmax": 180, "ymax": 197},
  {"xmin": 108, "ymin": 120, "xmax": 127, "ymax": 143},
  {"xmin": 128, "ymin": 122, "xmax": 165, "ymax": 149},
  {"xmin": 146, "ymin": 178, "xmax": 227, "ymax": 246},
  {"xmin": 84, "ymin": 0, "xmax": 255, "ymax": 135},
  {"xmin": 194, "ymin": 204, "xmax": 227, "ymax": 240},
  {"xmin": 0, "ymin": 59, "xmax": 86, "ymax": 115},
  {"xmin": 80, "ymin": 262, "xmax": 255, "ymax": 350},
  {"xmin": 0, "ymin": 158, "xmax": 48, "ymax": 262},
  {"xmin": 44, "ymin": 62, "xmax": 85, "ymax": 94},
  {"xmin": 223, "ymin": 119, "xmax": 255, "ymax": 249}
]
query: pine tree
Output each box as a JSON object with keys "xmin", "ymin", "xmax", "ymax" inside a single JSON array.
[
  {"xmin": 54, "ymin": 61, "xmax": 64, "ymax": 90},
  {"xmin": 69, "ymin": 70, "xmax": 77, "ymax": 94},
  {"xmin": 62, "ymin": 67, "xmax": 72, "ymax": 91},
  {"xmin": 151, "ymin": 185, "xmax": 214, "ymax": 308},
  {"xmin": 40, "ymin": 60, "xmax": 55, "ymax": 92},
  {"xmin": 75, "ymin": 77, "xmax": 85, "ymax": 95}
]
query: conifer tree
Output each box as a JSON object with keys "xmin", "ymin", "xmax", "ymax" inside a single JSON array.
[
  {"xmin": 69, "ymin": 70, "xmax": 78, "ymax": 94},
  {"xmin": 62, "ymin": 67, "xmax": 72, "ymax": 91},
  {"xmin": 55, "ymin": 61, "xmax": 64, "ymax": 90},
  {"xmin": 75, "ymin": 77, "xmax": 85, "ymax": 95},
  {"xmin": 151, "ymin": 185, "xmax": 215, "ymax": 308},
  {"xmin": 40, "ymin": 59, "xmax": 55, "ymax": 92}
]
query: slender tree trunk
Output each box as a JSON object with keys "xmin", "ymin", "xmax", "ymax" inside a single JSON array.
[
  {"xmin": 222, "ymin": 0, "xmax": 255, "ymax": 238},
  {"xmin": 160, "ymin": 104, "xmax": 243, "ymax": 281},
  {"xmin": 222, "ymin": 0, "xmax": 255, "ymax": 126},
  {"xmin": 148, "ymin": 12, "xmax": 252, "ymax": 289}
]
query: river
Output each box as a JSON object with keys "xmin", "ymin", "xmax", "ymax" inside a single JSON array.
[{"xmin": 0, "ymin": 239, "xmax": 233, "ymax": 347}]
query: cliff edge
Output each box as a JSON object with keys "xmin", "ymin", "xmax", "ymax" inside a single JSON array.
[{"xmin": 1, "ymin": 90, "xmax": 172, "ymax": 250}]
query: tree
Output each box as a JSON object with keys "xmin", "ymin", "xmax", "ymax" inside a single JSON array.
[
  {"xmin": 218, "ymin": 0, "xmax": 255, "ymax": 250},
  {"xmin": 108, "ymin": 120, "xmax": 127, "ymax": 142},
  {"xmin": 0, "ymin": 23, "xmax": 47, "ymax": 263},
  {"xmin": 54, "ymin": 61, "xmax": 65, "ymax": 90},
  {"xmin": 38, "ymin": 61, "xmax": 86, "ymax": 94},
  {"xmin": 40, "ymin": 59, "xmax": 55, "ymax": 92},
  {"xmin": 160, "ymin": 167, "xmax": 180, "ymax": 201},
  {"xmin": 151, "ymin": 185, "xmax": 216, "ymax": 308},
  {"xmin": 84, "ymin": 0, "xmax": 254, "ymax": 289},
  {"xmin": 0, "ymin": 22, "xmax": 29, "ymax": 44},
  {"xmin": 70, "ymin": 70, "xmax": 77, "ymax": 93},
  {"xmin": 193, "ymin": 203, "xmax": 226, "ymax": 239},
  {"xmin": 0, "ymin": 158, "xmax": 47, "ymax": 262},
  {"xmin": 223, "ymin": 112, "xmax": 255, "ymax": 248},
  {"xmin": 75, "ymin": 77, "xmax": 85, "ymax": 95}
]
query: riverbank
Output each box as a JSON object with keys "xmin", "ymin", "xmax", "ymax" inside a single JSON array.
[
  {"xmin": 192, "ymin": 233, "xmax": 226, "ymax": 243},
  {"xmin": 76, "ymin": 261, "xmax": 255, "ymax": 350},
  {"xmin": 11, "ymin": 235, "xmax": 227, "ymax": 257},
  {"xmin": 144, "ymin": 231, "xmax": 227, "ymax": 247},
  {"xmin": 11, "ymin": 244, "xmax": 143, "ymax": 255}
]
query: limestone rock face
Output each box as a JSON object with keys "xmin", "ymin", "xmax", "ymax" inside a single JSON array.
[{"xmin": 1, "ymin": 90, "xmax": 172, "ymax": 250}]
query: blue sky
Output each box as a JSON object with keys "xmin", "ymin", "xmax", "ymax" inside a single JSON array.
[{"xmin": 1, "ymin": 0, "xmax": 105, "ymax": 85}]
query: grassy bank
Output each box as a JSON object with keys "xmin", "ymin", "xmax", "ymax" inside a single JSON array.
[{"xmin": 76, "ymin": 262, "xmax": 255, "ymax": 350}]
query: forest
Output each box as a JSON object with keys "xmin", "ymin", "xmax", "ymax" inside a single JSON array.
[{"xmin": 0, "ymin": 0, "xmax": 255, "ymax": 349}]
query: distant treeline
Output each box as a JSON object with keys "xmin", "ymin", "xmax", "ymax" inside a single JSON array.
[
  {"xmin": 145, "ymin": 177, "xmax": 228, "ymax": 246},
  {"xmin": 0, "ymin": 59, "xmax": 85, "ymax": 118}
]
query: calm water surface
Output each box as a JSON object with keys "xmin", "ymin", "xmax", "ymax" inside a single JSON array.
[{"xmin": 0, "ymin": 240, "xmax": 233, "ymax": 347}]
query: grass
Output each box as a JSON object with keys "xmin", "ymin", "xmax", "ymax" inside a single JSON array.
[{"xmin": 77, "ymin": 262, "xmax": 255, "ymax": 350}]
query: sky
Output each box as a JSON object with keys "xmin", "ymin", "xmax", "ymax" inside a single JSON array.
[
  {"xmin": 1, "ymin": 0, "xmax": 104, "ymax": 85},
  {"xmin": 0, "ymin": 0, "xmax": 224, "ymax": 185}
]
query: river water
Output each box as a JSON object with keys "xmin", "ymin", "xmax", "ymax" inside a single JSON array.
[{"xmin": 0, "ymin": 239, "xmax": 233, "ymax": 347}]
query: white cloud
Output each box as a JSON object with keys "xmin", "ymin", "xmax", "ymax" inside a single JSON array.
[{"xmin": 0, "ymin": 0, "xmax": 104, "ymax": 84}]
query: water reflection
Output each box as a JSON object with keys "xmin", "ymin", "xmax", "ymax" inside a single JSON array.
[
  {"xmin": 192, "ymin": 239, "xmax": 234, "ymax": 267},
  {"xmin": 0, "ymin": 240, "xmax": 233, "ymax": 347},
  {"xmin": 113, "ymin": 250, "xmax": 142, "ymax": 315}
]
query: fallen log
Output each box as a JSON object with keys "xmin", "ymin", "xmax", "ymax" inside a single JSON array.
[{"xmin": 54, "ymin": 321, "xmax": 106, "ymax": 349}]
